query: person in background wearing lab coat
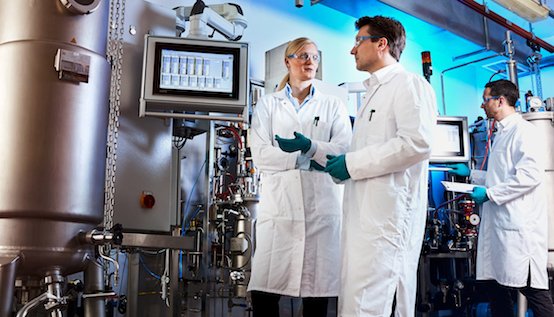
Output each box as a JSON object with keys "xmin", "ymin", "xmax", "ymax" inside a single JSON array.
[
  {"xmin": 247, "ymin": 37, "xmax": 352, "ymax": 317},
  {"xmin": 324, "ymin": 16, "xmax": 437, "ymax": 316},
  {"xmin": 449, "ymin": 79, "xmax": 554, "ymax": 317}
]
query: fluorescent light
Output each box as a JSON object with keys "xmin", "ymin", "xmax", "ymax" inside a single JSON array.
[{"xmin": 492, "ymin": 0, "xmax": 550, "ymax": 23}]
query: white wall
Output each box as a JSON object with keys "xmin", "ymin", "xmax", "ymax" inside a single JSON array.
[
  {"xmin": 150, "ymin": 0, "xmax": 366, "ymax": 84},
  {"xmin": 148, "ymin": 0, "xmax": 554, "ymax": 122}
]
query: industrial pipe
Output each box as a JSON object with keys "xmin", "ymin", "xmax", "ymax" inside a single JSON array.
[{"xmin": 457, "ymin": 0, "xmax": 554, "ymax": 53}]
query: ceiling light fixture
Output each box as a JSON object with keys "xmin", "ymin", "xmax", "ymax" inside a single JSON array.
[{"xmin": 492, "ymin": 0, "xmax": 551, "ymax": 23}]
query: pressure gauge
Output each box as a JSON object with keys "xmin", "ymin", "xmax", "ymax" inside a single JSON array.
[
  {"xmin": 528, "ymin": 96, "xmax": 544, "ymax": 112},
  {"xmin": 469, "ymin": 214, "xmax": 480, "ymax": 226}
]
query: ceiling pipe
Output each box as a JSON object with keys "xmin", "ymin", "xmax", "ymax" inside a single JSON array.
[
  {"xmin": 441, "ymin": 52, "xmax": 505, "ymax": 115},
  {"xmin": 457, "ymin": 0, "xmax": 554, "ymax": 53}
]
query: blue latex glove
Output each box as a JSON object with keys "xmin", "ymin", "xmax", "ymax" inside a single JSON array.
[
  {"xmin": 275, "ymin": 132, "xmax": 311, "ymax": 154},
  {"xmin": 470, "ymin": 186, "xmax": 489, "ymax": 204},
  {"xmin": 310, "ymin": 160, "xmax": 325, "ymax": 171},
  {"xmin": 448, "ymin": 163, "xmax": 470, "ymax": 177},
  {"xmin": 324, "ymin": 154, "xmax": 351, "ymax": 181}
]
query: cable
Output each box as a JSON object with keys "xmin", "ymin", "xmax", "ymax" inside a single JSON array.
[
  {"xmin": 173, "ymin": 136, "xmax": 187, "ymax": 150},
  {"xmin": 138, "ymin": 253, "xmax": 161, "ymax": 280},
  {"xmin": 488, "ymin": 69, "xmax": 506, "ymax": 82},
  {"xmin": 224, "ymin": 127, "xmax": 243, "ymax": 149},
  {"xmin": 434, "ymin": 194, "xmax": 467, "ymax": 218},
  {"xmin": 117, "ymin": 251, "xmax": 128, "ymax": 307},
  {"xmin": 184, "ymin": 204, "xmax": 203, "ymax": 235},
  {"xmin": 480, "ymin": 120, "xmax": 496, "ymax": 170}
]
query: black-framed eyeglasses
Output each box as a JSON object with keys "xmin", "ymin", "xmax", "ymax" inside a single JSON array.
[
  {"xmin": 287, "ymin": 53, "xmax": 320, "ymax": 62},
  {"xmin": 354, "ymin": 36, "xmax": 382, "ymax": 47},
  {"xmin": 482, "ymin": 96, "xmax": 500, "ymax": 104}
]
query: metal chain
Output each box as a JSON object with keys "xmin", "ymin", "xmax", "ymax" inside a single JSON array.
[{"xmin": 104, "ymin": 0, "xmax": 125, "ymax": 231}]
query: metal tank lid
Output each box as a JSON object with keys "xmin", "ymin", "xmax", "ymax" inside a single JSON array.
[{"xmin": 522, "ymin": 111, "xmax": 554, "ymax": 121}]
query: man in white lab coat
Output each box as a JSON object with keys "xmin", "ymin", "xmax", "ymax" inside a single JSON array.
[
  {"xmin": 324, "ymin": 16, "xmax": 437, "ymax": 316},
  {"xmin": 449, "ymin": 79, "xmax": 554, "ymax": 317}
]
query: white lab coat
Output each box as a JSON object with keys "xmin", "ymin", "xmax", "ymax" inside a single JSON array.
[
  {"xmin": 471, "ymin": 113, "xmax": 548, "ymax": 289},
  {"xmin": 247, "ymin": 87, "xmax": 352, "ymax": 297},
  {"xmin": 340, "ymin": 63, "xmax": 437, "ymax": 317}
]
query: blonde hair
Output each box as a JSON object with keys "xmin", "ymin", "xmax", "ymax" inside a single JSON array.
[{"xmin": 276, "ymin": 37, "xmax": 317, "ymax": 91}]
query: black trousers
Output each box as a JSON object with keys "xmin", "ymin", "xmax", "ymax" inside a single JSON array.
[
  {"xmin": 251, "ymin": 291, "xmax": 331, "ymax": 317},
  {"xmin": 484, "ymin": 280, "xmax": 554, "ymax": 317}
]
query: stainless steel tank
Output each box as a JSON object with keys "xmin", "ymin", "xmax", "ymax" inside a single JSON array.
[
  {"xmin": 0, "ymin": 0, "xmax": 110, "ymax": 315},
  {"xmin": 522, "ymin": 111, "xmax": 554, "ymax": 267}
]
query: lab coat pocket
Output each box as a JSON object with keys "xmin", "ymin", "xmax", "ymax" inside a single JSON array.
[
  {"xmin": 310, "ymin": 121, "xmax": 332, "ymax": 142},
  {"xmin": 258, "ymin": 171, "xmax": 299, "ymax": 219},
  {"xmin": 490, "ymin": 145, "xmax": 508, "ymax": 167},
  {"xmin": 364, "ymin": 111, "xmax": 387, "ymax": 145},
  {"xmin": 359, "ymin": 180, "xmax": 407, "ymax": 236},
  {"xmin": 312, "ymin": 173, "xmax": 342, "ymax": 217},
  {"xmin": 492, "ymin": 196, "xmax": 524, "ymax": 231}
]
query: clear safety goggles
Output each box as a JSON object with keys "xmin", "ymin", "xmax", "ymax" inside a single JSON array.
[
  {"xmin": 354, "ymin": 35, "xmax": 382, "ymax": 47},
  {"xmin": 482, "ymin": 96, "xmax": 500, "ymax": 105},
  {"xmin": 287, "ymin": 53, "xmax": 320, "ymax": 62}
]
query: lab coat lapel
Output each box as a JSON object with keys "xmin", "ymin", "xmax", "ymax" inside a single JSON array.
[
  {"xmin": 357, "ymin": 65, "xmax": 402, "ymax": 120},
  {"xmin": 357, "ymin": 83, "xmax": 380, "ymax": 120},
  {"xmin": 275, "ymin": 89, "xmax": 302, "ymax": 127}
]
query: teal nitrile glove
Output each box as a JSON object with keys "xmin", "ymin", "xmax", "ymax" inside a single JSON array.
[
  {"xmin": 470, "ymin": 186, "xmax": 489, "ymax": 204},
  {"xmin": 448, "ymin": 163, "xmax": 470, "ymax": 177},
  {"xmin": 324, "ymin": 154, "xmax": 351, "ymax": 181},
  {"xmin": 310, "ymin": 160, "xmax": 325, "ymax": 171},
  {"xmin": 275, "ymin": 132, "xmax": 311, "ymax": 154}
]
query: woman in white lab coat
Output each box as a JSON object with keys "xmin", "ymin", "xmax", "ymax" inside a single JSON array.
[{"xmin": 247, "ymin": 37, "xmax": 352, "ymax": 316}]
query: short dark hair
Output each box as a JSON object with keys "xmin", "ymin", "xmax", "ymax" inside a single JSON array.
[
  {"xmin": 485, "ymin": 80, "xmax": 518, "ymax": 107},
  {"xmin": 355, "ymin": 15, "xmax": 406, "ymax": 62}
]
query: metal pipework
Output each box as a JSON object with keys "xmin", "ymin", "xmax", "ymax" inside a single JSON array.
[
  {"xmin": 504, "ymin": 31, "xmax": 519, "ymax": 88},
  {"xmin": 43, "ymin": 270, "xmax": 65, "ymax": 316},
  {"xmin": 83, "ymin": 259, "xmax": 106, "ymax": 317},
  {"xmin": 77, "ymin": 224, "xmax": 124, "ymax": 246},
  {"xmin": 16, "ymin": 269, "xmax": 65, "ymax": 317},
  {"xmin": 16, "ymin": 292, "xmax": 60, "ymax": 317},
  {"xmin": 98, "ymin": 246, "xmax": 120, "ymax": 287},
  {"xmin": 440, "ymin": 52, "xmax": 505, "ymax": 115}
]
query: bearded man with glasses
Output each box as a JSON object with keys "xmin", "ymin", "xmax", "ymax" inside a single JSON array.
[{"xmin": 449, "ymin": 79, "xmax": 554, "ymax": 317}]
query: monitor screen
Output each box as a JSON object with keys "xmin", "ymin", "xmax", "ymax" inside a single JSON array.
[
  {"xmin": 154, "ymin": 44, "xmax": 239, "ymax": 98},
  {"xmin": 140, "ymin": 36, "xmax": 249, "ymax": 115},
  {"xmin": 430, "ymin": 116, "xmax": 470, "ymax": 163}
]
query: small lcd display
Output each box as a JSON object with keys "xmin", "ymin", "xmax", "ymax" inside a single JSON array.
[
  {"xmin": 430, "ymin": 116, "xmax": 469, "ymax": 163},
  {"xmin": 433, "ymin": 123, "xmax": 461, "ymax": 155}
]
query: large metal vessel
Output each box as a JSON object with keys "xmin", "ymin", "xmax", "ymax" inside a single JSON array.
[
  {"xmin": 0, "ymin": 0, "xmax": 110, "ymax": 315},
  {"xmin": 522, "ymin": 111, "xmax": 554, "ymax": 268}
]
